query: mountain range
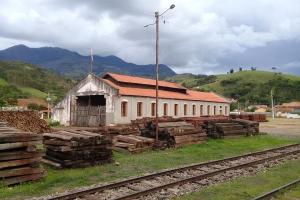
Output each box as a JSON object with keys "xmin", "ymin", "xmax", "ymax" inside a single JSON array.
[{"xmin": 0, "ymin": 45, "xmax": 176, "ymax": 79}]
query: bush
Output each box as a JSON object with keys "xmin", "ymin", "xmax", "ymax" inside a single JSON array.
[{"xmin": 48, "ymin": 120, "xmax": 60, "ymax": 127}]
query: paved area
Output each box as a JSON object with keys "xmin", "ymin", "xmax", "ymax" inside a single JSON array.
[{"xmin": 260, "ymin": 118, "xmax": 300, "ymax": 136}]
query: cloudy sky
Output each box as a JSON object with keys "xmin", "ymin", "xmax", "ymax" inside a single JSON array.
[{"xmin": 0, "ymin": 0, "xmax": 300, "ymax": 75}]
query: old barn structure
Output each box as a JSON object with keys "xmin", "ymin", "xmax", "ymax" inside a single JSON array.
[{"xmin": 52, "ymin": 73, "xmax": 230, "ymax": 126}]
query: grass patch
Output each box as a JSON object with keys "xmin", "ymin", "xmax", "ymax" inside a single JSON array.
[
  {"xmin": 19, "ymin": 87, "xmax": 47, "ymax": 98},
  {"xmin": 175, "ymin": 159, "xmax": 300, "ymax": 200},
  {"xmin": 0, "ymin": 135, "xmax": 298, "ymax": 200}
]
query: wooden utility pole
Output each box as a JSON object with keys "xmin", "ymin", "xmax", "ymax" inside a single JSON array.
[{"xmin": 155, "ymin": 11, "xmax": 159, "ymax": 142}]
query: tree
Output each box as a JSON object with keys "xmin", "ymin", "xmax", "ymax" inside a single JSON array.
[
  {"xmin": 27, "ymin": 103, "xmax": 40, "ymax": 111},
  {"xmin": 230, "ymin": 69, "xmax": 234, "ymax": 74},
  {"xmin": 239, "ymin": 67, "xmax": 243, "ymax": 71}
]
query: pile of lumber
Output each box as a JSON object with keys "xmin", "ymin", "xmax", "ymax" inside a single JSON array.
[
  {"xmin": 234, "ymin": 119, "xmax": 259, "ymax": 135},
  {"xmin": 98, "ymin": 125, "xmax": 140, "ymax": 135},
  {"xmin": 131, "ymin": 117, "xmax": 183, "ymax": 129},
  {"xmin": 113, "ymin": 135, "xmax": 155, "ymax": 153},
  {"xmin": 0, "ymin": 111, "xmax": 51, "ymax": 133},
  {"xmin": 141, "ymin": 121, "xmax": 207, "ymax": 147},
  {"xmin": 204, "ymin": 119, "xmax": 259, "ymax": 138},
  {"xmin": 0, "ymin": 122, "xmax": 45, "ymax": 185},
  {"xmin": 230, "ymin": 113, "xmax": 267, "ymax": 122},
  {"xmin": 43, "ymin": 130, "xmax": 112, "ymax": 168}
]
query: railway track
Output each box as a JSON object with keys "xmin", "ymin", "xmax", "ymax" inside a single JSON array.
[
  {"xmin": 253, "ymin": 178, "xmax": 300, "ymax": 200},
  {"xmin": 45, "ymin": 143, "xmax": 300, "ymax": 200}
]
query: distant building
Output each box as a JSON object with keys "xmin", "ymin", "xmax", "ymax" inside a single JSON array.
[
  {"xmin": 17, "ymin": 98, "xmax": 47, "ymax": 109},
  {"xmin": 275, "ymin": 102, "xmax": 300, "ymax": 113},
  {"xmin": 52, "ymin": 73, "xmax": 230, "ymax": 126}
]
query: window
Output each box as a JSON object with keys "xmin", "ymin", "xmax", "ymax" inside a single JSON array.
[
  {"xmin": 163, "ymin": 103, "xmax": 168, "ymax": 116},
  {"xmin": 192, "ymin": 105, "xmax": 196, "ymax": 116},
  {"xmin": 174, "ymin": 104, "xmax": 178, "ymax": 116},
  {"xmin": 151, "ymin": 102, "xmax": 156, "ymax": 117},
  {"xmin": 214, "ymin": 106, "xmax": 216, "ymax": 115},
  {"xmin": 184, "ymin": 104, "xmax": 188, "ymax": 116},
  {"xmin": 137, "ymin": 102, "xmax": 143, "ymax": 117},
  {"xmin": 200, "ymin": 105, "xmax": 203, "ymax": 116},
  {"xmin": 121, "ymin": 101, "xmax": 128, "ymax": 117},
  {"xmin": 219, "ymin": 106, "xmax": 223, "ymax": 115},
  {"xmin": 225, "ymin": 106, "xmax": 228, "ymax": 115},
  {"xmin": 207, "ymin": 105, "xmax": 210, "ymax": 115}
]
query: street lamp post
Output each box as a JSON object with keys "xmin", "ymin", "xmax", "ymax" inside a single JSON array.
[{"xmin": 145, "ymin": 4, "xmax": 175, "ymax": 144}]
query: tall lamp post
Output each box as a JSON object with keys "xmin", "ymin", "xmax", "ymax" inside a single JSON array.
[{"xmin": 144, "ymin": 4, "xmax": 175, "ymax": 144}]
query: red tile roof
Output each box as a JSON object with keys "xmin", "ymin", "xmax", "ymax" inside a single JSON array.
[
  {"xmin": 101, "ymin": 76, "xmax": 229, "ymax": 103},
  {"xmin": 104, "ymin": 73, "xmax": 185, "ymax": 89}
]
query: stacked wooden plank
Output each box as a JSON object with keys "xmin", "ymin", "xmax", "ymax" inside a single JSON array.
[
  {"xmin": 0, "ymin": 122, "xmax": 45, "ymax": 185},
  {"xmin": 230, "ymin": 113, "xmax": 267, "ymax": 122},
  {"xmin": 113, "ymin": 135, "xmax": 155, "ymax": 153},
  {"xmin": 204, "ymin": 119, "xmax": 260, "ymax": 138},
  {"xmin": 98, "ymin": 125, "xmax": 140, "ymax": 135},
  {"xmin": 233, "ymin": 119, "xmax": 259, "ymax": 135},
  {"xmin": 141, "ymin": 121, "xmax": 207, "ymax": 147},
  {"xmin": 43, "ymin": 130, "xmax": 112, "ymax": 168}
]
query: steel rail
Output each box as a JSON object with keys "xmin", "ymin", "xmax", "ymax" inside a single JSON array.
[
  {"xmin": 113, "ymin": 149, "xmax": 300, "ymax": 200},
  {"xmin": 46, "ymin": 143, "xmax": 300, "ymax": 200},
  {"xmin": 252, "ymin": 178, "xmax": 300, "ymax": 200}
]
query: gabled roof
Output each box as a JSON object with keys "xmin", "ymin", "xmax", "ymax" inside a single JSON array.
[
  {"xmin": 281, "ymin": 102, "xmax": 300, "ymax": 108},
  {"xmin": 103, "ymin": 72, "xmax": 186, "ymax": 90},
  {"xmin": 102, "ymin": 73, "xmax": 230, "ymax": 103}
]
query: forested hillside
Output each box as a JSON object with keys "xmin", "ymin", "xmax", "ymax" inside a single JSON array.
[
  {"xmin": 0, "ymin": 61, "xmax": 74, "ymax": 106},
  {"xmin": 167, "ymin": 71, "xmax": 300, "ymax": 107}
]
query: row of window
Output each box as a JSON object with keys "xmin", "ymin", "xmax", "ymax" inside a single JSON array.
[{"xmin": 121, "ymin": 101, "xmax": 228, "ymax": 117}]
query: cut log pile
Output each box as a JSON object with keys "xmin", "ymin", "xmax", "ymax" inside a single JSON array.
[
  {"xmin": 0, "ymin": 111, "xmax": 51, "ymax": 133},
  {"xmin": 230, "ymin": 113, "xmax": 267, "ymax": 122},
  {"xmin": 204, "ymin": 119, "xmax": 259, "ymax": 138},
  {"xmin": 113, "ymin": 135, "xmax": 155, "ymax": 153},
  {"xmin": 0, "ymin": 122, "xmax": 45, "ymax": 185},
  {"xmin": 42, "ymin": 130, "xmax": 112, "ymax": 168},
  {"xmin": 141, "ymin": 121, "xmax": 207, "ymax": 147},
  {"xmin": 97, "ymin": 125, "xmax": 140, "ymax": 135}
]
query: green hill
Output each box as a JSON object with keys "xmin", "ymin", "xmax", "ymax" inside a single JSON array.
[
  {"xmin": 0, "ymin": 61, "xmax": 74, "ymax": 107},
  {"xmin": 167, "ymin": 70, "xmax": 300, "ymax": 107}
]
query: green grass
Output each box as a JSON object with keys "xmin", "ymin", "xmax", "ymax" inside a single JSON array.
[
  {"xmin": 273, "ymin": 184, "xmax": 300, "ymax": 200},
  {"xmin": 19, "ymin": 87, "xmax": 47, "ymax": 98},
  {"xmin": 0, "ymin": 135, "xmax": 298, "ymax": 200},
  {"xmin": 175, "ymin": 159, "xmax": 300, "ymax": 200},
  {"xmin": 0, "ymin": 78, "xmax": 8, "ymax": 86}
]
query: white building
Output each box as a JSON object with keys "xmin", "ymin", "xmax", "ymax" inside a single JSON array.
[{"xmin": 52, "ymin": 73, "xmax": 230, "ymax": 126}]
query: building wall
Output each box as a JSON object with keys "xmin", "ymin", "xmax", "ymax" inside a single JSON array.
[
  {"xmin": 53, "ymin": 74, "xmax": 230, "ymax": 126},
  {"xmin": 113, "ymin": 95, "xmax": 230, "ymax": 124},
  {"xmin": 52, "ymin": 74, "xmax": 118, "ymax": 126}
]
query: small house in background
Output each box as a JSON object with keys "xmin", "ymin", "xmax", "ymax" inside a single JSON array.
[
  {"xmin": 17, "ymin": 98, "xmax": 47, "ymax": 110},
  {"xmin": 52, "ymin": 73, "xmax": 230, "ymax": 126},
  {"xmin": 275, "ymin": 102, "xmax": 300, "ymax": 113},
  {"xmin": 254, "ymin": 105, "xmax": 268, "ymax": 113}
]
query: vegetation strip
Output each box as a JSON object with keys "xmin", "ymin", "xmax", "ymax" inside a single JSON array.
[
  {"xmin": 252, "ymin": 179, "xmax": 300, "ymax": 200},
  {"xmin": 45, "ymin": 143, "xmax": 300, "ymax": 200}
]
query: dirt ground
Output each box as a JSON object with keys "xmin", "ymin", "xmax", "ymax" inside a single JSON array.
[{"xmin": 260, "ymin": 118, "xmax": 300, "ymax": 136}]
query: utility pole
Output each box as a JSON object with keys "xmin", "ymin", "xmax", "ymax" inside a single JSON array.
[
  {"xmin": 46, "ymin": 93, "xmax": 51, "ymax": 119},
  {"xmin": 144, "ymin": 4, "xmax": 175, "ymax": 144},
  {"xmin": 155, "ymin": 11, "xmax": 159, "ymax": 142},
  {"xmin": 271, "ymin": 89, "xmax": 275, "ymax": 118}
]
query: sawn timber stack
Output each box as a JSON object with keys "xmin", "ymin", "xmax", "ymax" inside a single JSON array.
[
  {"xmin": 0, "ymin": 121, "xmax": 45, "ymax": 185},
  {"xmin": 43, "ymin": 130, "xmax": 112, "ymax": 168},
  {"xmin": 205, "ymin": 119, "xmax": 259, "ymax": 138},
  {"xmin": 113, "ymin": 135, "xmax": 155, "ymax": 153},
  {"xmin": 141, "ymin": 121, "xmax": 207, "ymax": 147}
]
